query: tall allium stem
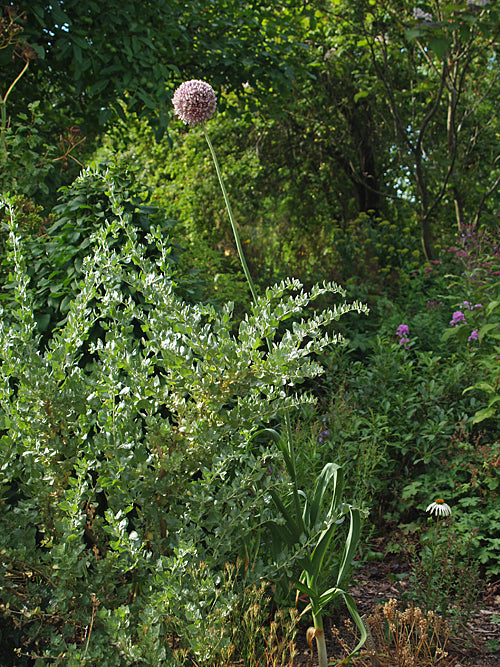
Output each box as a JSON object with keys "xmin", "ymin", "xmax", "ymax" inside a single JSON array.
[
  {"xmin": 201, "ymin": 108, "xmax": 302, "ymax": 534},
  {"xmin": 202, "ymin": 126, "xmax": 259, "ymax": 305},
  {"xmin": 202, "ymin": 126, "xmax": 302, "ymax": 506},
  {"xmin": 285, "ymin": 407, "xmax": 305, "ymax": 533},
  {"xmin": 1, "ymin": 59, "xmax": 30, "ymax": 155},
  {"xmin": 200, "ymin": 104, "xmax": 303, "ymax": 537}
]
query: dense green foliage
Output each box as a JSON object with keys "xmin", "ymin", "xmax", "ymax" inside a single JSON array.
[
  {"xmin": 8, "ymin": 1, "xmax": 308, "ymax": 136},
  {"xmin": 0, "ymin": 179, "xmax": 367, "ymax": 663},
  {"xmin": 1, "ymin": 0, "xmax": 499, "ymax": 664}
]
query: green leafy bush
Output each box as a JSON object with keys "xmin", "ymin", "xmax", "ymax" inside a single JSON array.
[
  {"xmin": 1, "ymin": 166, "xmax": 204, "ymax": 349},
  {"xmin": 313, "ymin": 247, "xmax": 499, "ymax": 577},
  {"xmin": 0, "ymin": 179, "xmax": 366, "ymax": 663}
]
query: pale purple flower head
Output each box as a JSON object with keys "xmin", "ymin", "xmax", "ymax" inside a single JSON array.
[
  {"xmin": 468, "ymin": 329, "xmax": 479, "ymax": 342},
  {"xmin": 450, "ymin": 311, "xmax": 466, "ymax": 326},
  {"xmin": 396, "ymin": 324, "xmax": 410, "ymax": 348},
  {"xmin": 461, "ymin": 301, "xmax": 483, "ymax": 311},
  {"xmin": 172, "ymin": 80, "xmax": 217, "ymax": 127}
]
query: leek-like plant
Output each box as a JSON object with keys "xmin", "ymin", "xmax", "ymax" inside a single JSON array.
[{"xmin": 173, "ymin": 80, "xmax": 369, "ymax": 665}]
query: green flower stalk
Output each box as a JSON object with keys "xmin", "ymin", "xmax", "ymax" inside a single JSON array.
[
  {"xmin": 0, "ymin": 14, "xmax": 35, "ymax": 155},
  {"xmin": 173, "ymin": 79, "xmax": 258, "ymax": 304},
  {"xmin": 172, "ymin": 80, "xmax": 367, "ymax": 667},
  {"xmin": 201, "ymin": 128, "xmax": 259, "ymax": 305}
]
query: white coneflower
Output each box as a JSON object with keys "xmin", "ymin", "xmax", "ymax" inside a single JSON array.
[
  {"xmin": 426, "ymin": 499, "xmax": 452, "ymax": 517},
  {"xmin": 172, "ymin": 80, "xmax": 217, "ymax": 127}
]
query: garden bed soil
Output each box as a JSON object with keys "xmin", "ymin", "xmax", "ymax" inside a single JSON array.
[{"xmin": 293, "ymin": 552, "xmax": 500, "ymax": 666}]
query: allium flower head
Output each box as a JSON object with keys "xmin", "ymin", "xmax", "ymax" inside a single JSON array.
[
  {"xmin": 426, "ymin": 499, "xmax": 452, "ymax": 516},
  {"xmin": 172, "ymin": 80, "xmax": 217, "ymax": 127}
]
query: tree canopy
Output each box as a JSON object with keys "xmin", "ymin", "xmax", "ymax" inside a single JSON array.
[
  {"xmin": 2, "ymin": 0, "xmax": 498, "ymax": 254},
  {"xmin": 9, "ymin": 0, "xmax": 311, "ymax": 138}
]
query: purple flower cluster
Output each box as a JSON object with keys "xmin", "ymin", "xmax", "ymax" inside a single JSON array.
[
  {"xmin": 450, "ymin": 311, "xmax": 466, "ymax": 326},
  {"xmin": 396, "ymin": 324, "xmax": 410, "ymax": 348},
  {"xmin": 449, "ymin": 305, "xmax": 482, "ymax": 344},
  {"xmin": 461, "ymin": 301, "xmax": 482, "ymax": 311}
]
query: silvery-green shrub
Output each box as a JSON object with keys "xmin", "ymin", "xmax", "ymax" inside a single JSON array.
[{"xmin": 0, "ymin": 171, "xmax": 367, "ymax": 663}]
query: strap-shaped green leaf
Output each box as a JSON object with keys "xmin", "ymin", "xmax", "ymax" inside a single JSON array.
[
  {"xmin": 318, "ymin": 585, "xmax": 342, "ymax": 609},
  {"xmin": 305, "ymin": 462, "xmax": 341, "ymax": 529},
  {"xmin": 309, "ymin": 522, "xmax": 338, "ymax": 582},
  {"xmin": 340, "ymin": 592, "xmax": 368, "ymax": 662},
  {"xmin": 267, "ymin": 489, "xmax": 302, "ymax": 545},
  {"xmin": 267, "ymin": 521, "xmax": 296, "ymax": 562},
  {"xmin": 295, "ymin": 578, "xmax": 317, "ymax": 600},
  {"xmin": 336, "ymin": 508, "xmax": 361, "ymax": 588},
  {"xmin": 328, "ymin": 465, "xmax": 345, "ymax": 519}
]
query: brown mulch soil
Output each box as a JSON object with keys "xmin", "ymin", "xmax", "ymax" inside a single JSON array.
[{"xmin": 293, "ymin": 549, "xmax": 500, "ymax": 666}]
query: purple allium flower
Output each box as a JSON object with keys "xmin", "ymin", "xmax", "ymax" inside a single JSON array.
[
  {"xmin": 461, "ymin": 301, "xmax": 483, "ymax": 311},
  {"xmin": 450, "ymin": 311, "xmax": 466, "ymax": 326},
  {"xmin": 172, "ymin": 80, "xmax": 217, "ymax": 127},
  {"xmin": 468, "ymin": 329, "xmax": 479, "ymax": 342}
]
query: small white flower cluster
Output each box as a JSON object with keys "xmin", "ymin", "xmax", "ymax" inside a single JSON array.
[{"xmin": 413, "ymin": 7, "xmax": 433, "ymax": 21}]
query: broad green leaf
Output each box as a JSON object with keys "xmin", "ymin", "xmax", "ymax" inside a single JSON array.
[
  {"xmin": 479, "ymin": 322, "xmax": 500, "ymax": 340},
  {"xmin": 429, "ymin": 38, "xmax": 449, "ymax": 59},
  {"xmin": 354, "ymin": 90, "xmax": 369, "ymax": 103}
]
